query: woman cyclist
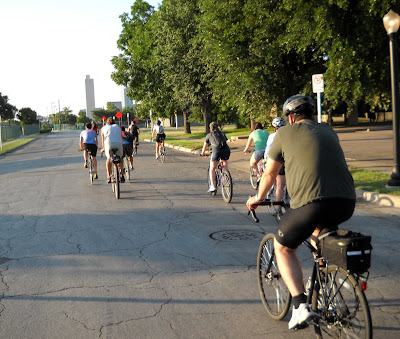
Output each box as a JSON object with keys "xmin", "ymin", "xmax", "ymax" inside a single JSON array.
[
  {"xmin": 152, "ymin": 120, "xmax": 166, "ymax": 159},
  {"xmin": 243, "ymin": 122, "xmax": 269, "ymax": 176},
  {"xmin": 264, "ymin": 117, "xmax": 287, "ymax": 210}
]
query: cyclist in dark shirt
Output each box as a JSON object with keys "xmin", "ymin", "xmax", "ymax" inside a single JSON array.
[
  {"xmin": 247, "ymin": 95, "xmax": 356, "ymax": 330},
  {"xmin": 128, "ymin": 120, "xmax": 140, "ymax": 145}
]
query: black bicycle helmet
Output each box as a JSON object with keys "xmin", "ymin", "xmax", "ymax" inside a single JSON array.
[{"xmin": 283, "ymin": 94, "xmax": 315, "ymax": 116}]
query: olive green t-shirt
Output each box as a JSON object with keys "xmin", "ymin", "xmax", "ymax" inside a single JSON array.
[{"xmin": 268, "ymin": 120, "xmax": 356, "ymax": 209}]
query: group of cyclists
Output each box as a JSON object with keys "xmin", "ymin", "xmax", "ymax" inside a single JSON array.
[
  {"xmin": 79, "ymin": 94, "xmax": 357, "ymax": 331},
  {"xmin": 79, "ymin": 118, "xmax": 141, "ymax": 183},
  {"xmin": 203, "ymin": 94, "xmax": 356, "ymax": 331}
]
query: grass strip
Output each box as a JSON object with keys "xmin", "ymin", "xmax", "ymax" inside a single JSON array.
[
  {"xmin": 349, "ymin": 167, "xmax": 400, "ymax": 196},
  {"xmin": 0, "ymin": 137, "xmax": 36, "ymax": 154}
]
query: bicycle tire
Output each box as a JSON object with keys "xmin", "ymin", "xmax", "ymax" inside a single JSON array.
[
  {"xmin": 312, "ymin": 265, "xmax": 372, "ymax": 339},
  {"xmin": 257, "ymin": 233, "xmax": 291, "ymax": 320},
  {"xmin": 221, "ymin": 168, "xmax": 233, "ymax": 203},
  {"xmin": 88, "ymin": 158, "xmax": 93, "ymax": 185},
  {"xmin": 124, "ymin": 157, "xmax": 130, "ymax": 182},
  {"xmin": 250, "ymin": 166, "xmax": 259, "ymax": 190},
  {"xmin": 114, "ymin": 166, "xmax": 120, "ymax": 199},
  {"xmin": 160, "ymin": 147, "xmax": 165, "ymax": 163}
]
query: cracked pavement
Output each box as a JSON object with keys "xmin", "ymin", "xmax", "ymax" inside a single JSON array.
[{"xmin": 0, "ymin": 131, "xmax": 399, "ymax": 338}]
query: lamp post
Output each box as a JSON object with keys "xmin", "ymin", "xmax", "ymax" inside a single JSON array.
[{"xmin": 383, "ymin": 10, "xmax": 400, "ymax": 187}]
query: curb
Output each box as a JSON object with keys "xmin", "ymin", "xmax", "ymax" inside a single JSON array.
[{"xmin": 356, "ymin": 189, "xmax": 400, "ymax": 208}]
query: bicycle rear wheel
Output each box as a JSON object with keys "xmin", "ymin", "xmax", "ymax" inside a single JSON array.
[
  {"xmin": 160, "ymin": 147, "xmax": 165, "ymax": 163},
  {"xmin": 257, "ymin": 233, "xmax": 291, "ymax": 320},
  {"xmin": 112, "ymin": 165, "xmax": 120, "ymax": 199},
  {"xmin": 312, "ymin": 265, "xmax": 372, "ymax": 339},
  {"xmin": 88, "ymin": 158, "xmax": 93, "ymax": 184},
  {"xmin": 124, "ymin": 157, "xmax": 130, "ymax": 182},
  {"xmin": 250, "ymin": 166, "xmax": 258, "ymax": 190},
  {"xmin": 221, "ymin": 168, "xmax": 232, "ymax": 203}
]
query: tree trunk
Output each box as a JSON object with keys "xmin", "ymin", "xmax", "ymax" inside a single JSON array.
[
  {"xmin": 346, "ymin": 105, "xmax": 359, "ymax": 126},
  {"xmin": 183, "ymin": 108, "xmax": 191, "ymax": 134},
  {"xmin": 249, "ymin": 111, "xmax": 255, "ymax": 131},
  {"xmin": 328, "ymin": 110, "xmax": 333, "ymax": 126},
  {"xmin": 201, "ymin": 96, "xmax": 212, "ymax": 134}
]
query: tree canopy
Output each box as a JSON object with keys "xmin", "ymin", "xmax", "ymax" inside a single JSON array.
[
  {"xmin": 16, "ymin": 107, "xmax": 38, "ymax": 125},
  {"xmin": 0, "ymin": 92, "xmax": 17, "ymax": 121},
  {"xmin": 111, "ymin": 0, "xmax": 400, "ymax": 129}
]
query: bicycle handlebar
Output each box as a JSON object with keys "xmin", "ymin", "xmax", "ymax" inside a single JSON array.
[{"xmin": 247, "ymin": 199, "xmax": 287, "ymax": 223}]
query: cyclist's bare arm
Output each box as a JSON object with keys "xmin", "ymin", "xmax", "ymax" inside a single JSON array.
[
  {"xmin": 201, "ymin": 141, "xmax": 209, "ymax": 156},
  {"xmin": 243, "ymin": 135, "xmax": 253, "ymax": 153},
  {"xmin": 247, "ymin": 158, "xmax": 281, "ymax": 210}
]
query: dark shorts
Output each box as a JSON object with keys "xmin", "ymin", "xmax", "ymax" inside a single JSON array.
[
  {"xmin": 276, "ymin": 198, "xmax": 356, "ymax": 249},
  {"xmin": 123, "ymin": 144, "xmax": 133, "ymax": 157},
  {"xmin": 156, "ymin": 133, "xmax": 166, "ymax": 143},
  {"xmin": 83, "ymin": 143, "xmax": 97, "ymax": 157},
  {"xmin": 211, "ymin": 147, "xmax": 230, "ymax": 162}
]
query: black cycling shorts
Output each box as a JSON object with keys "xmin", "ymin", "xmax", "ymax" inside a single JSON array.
[
  {"xmin": 83, "ymin": 143, "xmax": 97, "ymax": 157},
  {"xmin": 123, "ymin": 144, "xmax": 133, "ymax": 157},
  {"xmin": 156, "ymin": 133, "xmax": 166, "ymax": 143},
  {"xmin": 276, "ymin": 198, "xmax": 356, "ymax": 249},
  {"xmin": 211, "ymin": 147, "xmax": 230, "ymax": 162}
]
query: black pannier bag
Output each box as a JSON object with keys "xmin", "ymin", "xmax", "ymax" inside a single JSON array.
[{"xmin": 318, "ymin": 230, "xmax": 372, "ymax": 273}]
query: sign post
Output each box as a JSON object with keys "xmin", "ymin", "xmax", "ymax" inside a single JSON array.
[
  {"xmin": 174, "ymin": 110, "xmax": 178, "ymax": 129},
  {"xmin": 312, "ymin": 74, "xmax": 324, "ymax": 123},
  {"xmin": 101, "ymin": 116, "xmax": 106, "ymax": 126}
]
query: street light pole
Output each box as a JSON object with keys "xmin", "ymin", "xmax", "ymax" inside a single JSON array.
[{"xmin": 383, "ymin": 10, "xmax": 400, "ymax": 187}]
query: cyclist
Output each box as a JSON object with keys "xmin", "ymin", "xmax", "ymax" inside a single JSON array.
[
  {"xmin": 264, "ymin": 117, "xmax": 287, "ymax": 213},
  {"xmin": 101, "ymin": 117, "xmax": 125, "ymax": 183},
  {"xmin": 201, "ymin": 122, "xmax": 230, "ymax": 193},
  {"xmin": 92, "ymin": 121, "xmax": 99, "ymax": 135},
  {"xmin": 128, "ymin": 120, "xmax": 140, "ymax": 148},
  {"xmin": 121, "ymin": 126, "xmax": 134, "ymax": 169},
  {"xmin": 243, "ymin": 122, "xmax": 269, "ymax": 176},
  {"xmin": 79, "ymin": 123, "xmax": 98, "ymax": 179},
  {"xmin": 152, "ymin": 120, "xmax": 166, "ymax": 159},
  {"xmin": 246, "ymin": 94, "xmax": 356, "ymax": 330}
]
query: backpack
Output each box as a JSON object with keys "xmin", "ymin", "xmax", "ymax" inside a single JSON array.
[
  {"xmin": 210, "ymin": 131, "xmax": 227, "ymax": 149},
  {"xmin": 123, "ymin": 131, "xmax": 134, "ymax": 143}
]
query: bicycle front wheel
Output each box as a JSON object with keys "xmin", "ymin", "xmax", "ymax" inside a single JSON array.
[
  {"xmin": 257, "ymin": 233, "xmax": 291, "ymax": 320},
  {"xmin": 312, "ymin": 265, "xmax": 372, "ymax": 339},
  {"xmin": 221, "ymin": 168, "xmax": 232, "ymax": 203},
  {"xmin": 250, "ymin": 166, "xmax": 258, "ymax": 190}
]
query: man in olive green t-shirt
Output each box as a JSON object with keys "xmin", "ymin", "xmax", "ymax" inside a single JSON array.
[{"xmin": 247, "ymin": 95, "xmax": 356, "ymax": 330}]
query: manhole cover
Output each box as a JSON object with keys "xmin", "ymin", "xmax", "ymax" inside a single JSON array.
[{"xmin": 210, "ymin": 230, "xmax": 264, "ymax": 241}]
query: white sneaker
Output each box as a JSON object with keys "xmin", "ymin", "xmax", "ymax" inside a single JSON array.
[
  {"xmin": 155, "ymin": 155, "xmax": 159, "ymax": 159},
  {"xmin": 207, "ymin": 187, "xmax": 216, "ymax": 193},
  {"xmin": 288, "ymin": 303, "xmax": 318, "ymax": 330}
]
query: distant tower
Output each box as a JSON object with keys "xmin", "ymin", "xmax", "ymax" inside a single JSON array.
[
  {"xmin": 85, "ymin": 75, "xmax": 95, "ymax": 119},
  {"xmin": 121, "ymin": 87, "xmax": 134, "ymax": 108}
]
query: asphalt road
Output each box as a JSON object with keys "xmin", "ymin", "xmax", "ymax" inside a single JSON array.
[{"xmin": 0, "ymin": 131, "xmax": 399, "ymax": 338}]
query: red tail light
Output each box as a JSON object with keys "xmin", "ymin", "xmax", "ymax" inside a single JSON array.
[{"xmin": 361, "ymin": 282, "xmax": 367, "ymax": 291}]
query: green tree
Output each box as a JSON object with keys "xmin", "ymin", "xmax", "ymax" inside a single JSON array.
[
  {"xmin": 0, "ymin": 92, "xmax": 17, "ymax": 121},
  {"xmin": 77, "ymin": 110, "xmax": 91, "ymax": 124},
  {"xmin": 16, "ymin": 107, "xmax": 38, "ymax": 125}
]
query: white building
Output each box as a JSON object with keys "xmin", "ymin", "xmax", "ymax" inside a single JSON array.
[
  {"xmin": 121, "ymin": 87, "xmax": 134, "ymax": 108},
  {"xmin": 85, "ymin": 75, "xmax": 95, "ymax": 119}
]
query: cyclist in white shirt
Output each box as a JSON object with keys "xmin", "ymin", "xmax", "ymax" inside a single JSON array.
[
  {"xmin": 264, "ymin": 117, "xmax": 287, "ymax": 203},
  {"xmin": 152, "ymin": 120, "xmax": 166, "ymax": 159},
  {"xmin": 79, "ymin": 123, "xmax": 99, "ymax": 179},
  {"xmin": 101, "ymin": 117, "xmax": 124, "ymax": 183}
]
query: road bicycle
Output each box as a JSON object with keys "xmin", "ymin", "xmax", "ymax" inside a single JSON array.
[
  {"xmin": 250, "ymin": 157, "xmax": 265, "ymax": 190},
  {"xmin": 206, "ymin": 156, "xmax": 233, "ymax": 203},
  {"xmin": 158, "ymin": 144, "xmax": 165, "ymax": 163},
  {"xmin": 110, "ymin": 148, "xmax": 121, "ymax": 199},
  {"xmin": 78, "ymin": 148, "xmax": 95, "ymax": 185},
  {"xmin": 249, "ymin": 201, "xmax": 372, "ymax": 338},
  {"xmin": 122, "ymin": 149, "xmax": 131, "ymax": 182}
]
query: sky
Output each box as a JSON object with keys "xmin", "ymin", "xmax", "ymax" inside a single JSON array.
[{"xmin": 0, "ymin": 0, "xmax": 160, "ymax": 117}]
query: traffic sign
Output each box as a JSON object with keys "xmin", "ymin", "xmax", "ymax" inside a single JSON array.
[
  {"xmin": 115, "ymin": 111, "xmax": 122, "ymax": 119},
  {"xmin": 312, "ymin": 74, "xmax": 324, "ymax": 93},
  {"xmin": 102, "ymin": 116, "xmax": 106, "ymax": 121}
]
